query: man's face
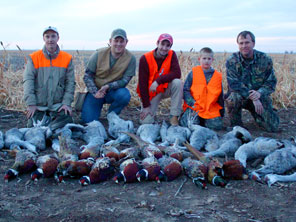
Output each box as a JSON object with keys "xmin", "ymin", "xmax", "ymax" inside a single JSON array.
[
  {"xmin": 43, "ymin": 31, "xmax": 59, "ymax": 53},
  {"xmin": 109, "ymin": 37, "xmax": 128, "ymax": 57},
  {"xmin": 156, "ymin": 40, "xmax": 171, "ymax": 57},
  {"xmin": 198, "ymin": 53, "xmax": 214, "ymax": 70},
  {"xmin": 237, "ymin": 34, "xmax": 255, "ymax": 59}
]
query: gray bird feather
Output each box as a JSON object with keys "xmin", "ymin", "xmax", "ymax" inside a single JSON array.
[
  {"xmin": 235, "ymin": 137, "xmax": 285, "ymax": 167},
  {"xmin": 105, "ymin": 112, "xmax": 134, "ymax": 145},
  {"xmin": 136, "ymin": 123, "xmax": 160, "ymax": 144}
]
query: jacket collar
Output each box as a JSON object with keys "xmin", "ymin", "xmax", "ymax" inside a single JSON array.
[
  {"xmin": 42, "ymin": 45, "xmax": 60, "ymax": 60},
  {"xmin": 239, "ymin": 49, "xmax": 258, "ymax": 65}
]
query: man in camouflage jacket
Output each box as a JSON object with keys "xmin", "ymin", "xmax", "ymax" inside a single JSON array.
[{"xmin": 225, "ymin": 31, "xmax": 279, "ymax": 132}]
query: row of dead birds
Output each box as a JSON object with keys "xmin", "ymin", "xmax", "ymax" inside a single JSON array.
[{"xmin": 1, "ymin": 111, "xmax": 296, "ymax": 188}]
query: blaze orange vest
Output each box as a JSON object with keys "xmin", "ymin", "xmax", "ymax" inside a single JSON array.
[
  {"xmin": 30, "ymin": 50, "xmax": 72, "ymax": 69},
  {"xmin": 183, "ymin": 66, "xmax": 222, "ymax": 119},
  {"xmin": 137, "ymin": 50, "xmax": 173, "ymax": 101}
]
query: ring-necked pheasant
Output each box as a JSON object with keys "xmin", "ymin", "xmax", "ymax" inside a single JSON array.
[
  {"xmin": 4, "ymin": 149, "xmax": 37, "ymax": 182},
  {"xmin": 55, "ymin": 158, "xmax": 95, "ymax": 183},
  {"xmin": 113, "ymin": 158, "xmax": 142, "ymax": 184},
  {"xmin": 100, "ymin": 145, "xmax": 120, "ymax": 161},
  {"xmin": 158, "ymin": 139, "xmax": 184, "ymax": 162},
  {"xmin": 158, "ymin": 156, "xmax": 182, "ymax": 181},
  {"xmin": 181, "ymin": 157, "xmax": 207, "ymax": 189},
  {"xmin": 119, "ymin": 147, "xmax": 140, "ymax": 160},
  {"xmin": 136, "ymin": 156, "xmax": 164, "ymax": 183},
  {"xmin": 31, "ymin": 154, "xmax": 59, "ymax": 181},
  {"xmin": 79, "ymin": 144, "xmax": 101, "ymax": 160},
  {"xmin": 184, "ymin": 142, "xmax": 227, "ymax": 187},
  {"xmin": 125, "ymin": 132, "xmax": 163, "ymax": 159},
  {"xmin": 80, "ymin": 157, "xmax": 115, "ymax": 186}
]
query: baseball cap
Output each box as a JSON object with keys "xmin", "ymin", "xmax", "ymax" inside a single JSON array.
[
  {"xmin": 111, "ymin": 28, "xmax": 127, "ymax": 40},
  {"xmin": 43, "ymin": 26, "xmax": 59, "ymax": 36},
  {"xmin": 158, "ymin": 33, "xmax": 173, "ymax": 45}
]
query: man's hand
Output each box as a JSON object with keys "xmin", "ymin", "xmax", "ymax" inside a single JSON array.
[
  {"xmin": 140, "ymin": 106, "xmax": 153, "ymax": 120},
  {"xmin": 94, "ymin": 85, "xmax": 109, "ymax": 99},
  {"xmin": 252, "ymin": 100, "xmax": 264, "ymax": 115},
  {"xmin": 58, "ymin": 104, "xmax": 72, "ymax": 116},
  {"xmin": 149, "ymin": 81, "xmax": 159, "ymax": 93},
  {"xmin": 26, "ymin": 105, "xmax": 37, "ymax": 119},
  {"xmin": 249, "ymin": 90, "xmax": 261, "ymax": 101}
]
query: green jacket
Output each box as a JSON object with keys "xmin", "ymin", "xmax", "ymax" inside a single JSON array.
[{"xmin": 23, "ymin": 46, "xmax": 75, "ymax": 111}]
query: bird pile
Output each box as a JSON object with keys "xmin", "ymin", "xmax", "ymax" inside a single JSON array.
[{"xmin": 1, "ymin": 111, "xmax": 296, "ymax": 188}]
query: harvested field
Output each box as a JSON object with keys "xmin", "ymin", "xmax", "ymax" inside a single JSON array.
[{"xmin": 0, "ymin": 49, "xmax": 296, "ymax": 221}]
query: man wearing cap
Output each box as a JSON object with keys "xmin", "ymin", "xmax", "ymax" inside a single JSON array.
[
  {"xmin": 137, "ymin": 33, "xmax": 182, "ymax": 125},
  {"xmin": 81, "ymin": 28, "xmax": 136, "ymax": 123},
  {"xmin": 23, "ymin": 26, "xmax": 75, "ymax": 131}
]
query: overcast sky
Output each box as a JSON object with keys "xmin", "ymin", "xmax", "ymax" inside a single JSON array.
[{"xmin": 1, "ymin": 0, "xmax": 295, "ymax": 52}]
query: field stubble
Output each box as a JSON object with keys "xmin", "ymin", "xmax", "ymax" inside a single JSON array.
[{"xmin": 0, "ymin": 48, "xmax": 296, "ymax": 112}]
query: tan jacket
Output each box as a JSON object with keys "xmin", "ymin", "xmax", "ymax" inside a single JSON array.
[{"xmin": 94, "ymin": 47, "xmax": 132, "ymax": 89}]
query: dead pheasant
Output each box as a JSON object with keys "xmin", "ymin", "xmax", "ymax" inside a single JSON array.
[
  {"xmin": 119, "ymin": 147, "xmax": 140, "ymax": 160},
  {"xmin": 79, "ymin": 144, "xmax": 101, "ymax": 160},
  {"xmin": 124, "ymin": 132, "xmax": 162, "ymax": 159},
  {"xmin": 80, "ymin": 157, "xmax": 116, "ymax": 185},
  {"xmin": 100, "ymin": 145, "xmax": 120, "ymax": 161},
  {"xmin": 184, "ymin": 142, "xmax": 227, "ymax": 187},
  {"xmin": 4, "ymin": 149, "xmax": 37, "ymax": 182},
  {"xmin": 31, "ymin": 154, "xmax": 59, "ymax": 181},
  {"xmin": 55, "ymin": 158, "xmax": 95, "ymax": 183},
  {"xmin": 181, "ymin": 157, "xmax": 208, "ymax": 189},
  {"xmin": 158, "ymin": 156, "xmax": 182, "ymax": 181},
  {"xmin": 113, "ymin": 158, "xmax": 142, "ymax": 184},
  {"xmin": 158, "ymin": 139, "xmax": 184, "ymax": 162},
  {"xmin": 136, "ymin": 156, "xmax": 164, "ymax": 183}
]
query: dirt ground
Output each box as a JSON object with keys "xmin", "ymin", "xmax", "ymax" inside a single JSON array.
[{"xmin": 0, "ymin": 106, "xmax": 296, "ymax": 222}]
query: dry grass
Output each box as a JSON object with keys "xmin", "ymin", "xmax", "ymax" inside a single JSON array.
[{"xmin": 0, "ymin": 47, "xmax": 295, "ymax": 112}]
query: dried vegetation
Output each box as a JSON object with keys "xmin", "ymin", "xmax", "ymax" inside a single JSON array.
[{"xmin": 0, "ymin": 44, "xmax": 296, "ymax": 111}]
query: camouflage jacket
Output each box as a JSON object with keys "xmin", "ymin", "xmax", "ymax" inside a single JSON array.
[{"xmin": 225, "ymin": 49, "xmax": 277, "ymax": 99}]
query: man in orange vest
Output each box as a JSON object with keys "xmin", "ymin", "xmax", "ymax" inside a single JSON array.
[
  {"xmin": 181, "ymin": 47, "xmax": 224, "ymax": 130},
  {"xmin": 137, "ymin": 33, "xmax": 183, "ymax": 126},
  {"xmin": 23, "ymin": 26, "xmax": 75, "ymax": 132}
]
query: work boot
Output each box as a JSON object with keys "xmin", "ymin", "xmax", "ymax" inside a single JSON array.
[{"xmin": 170, "ymin": 116, "xmax": 179, "ymax": 126}]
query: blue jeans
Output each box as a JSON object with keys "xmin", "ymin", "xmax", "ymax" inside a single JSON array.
[{"xmin": 81, "ymin": 88, "xmax": 131, "ymax": 123}]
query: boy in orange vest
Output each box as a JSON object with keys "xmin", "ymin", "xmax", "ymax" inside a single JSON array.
[{"xmin": 180, "ymin": 47, "xmax": 224, "ymax": 130}]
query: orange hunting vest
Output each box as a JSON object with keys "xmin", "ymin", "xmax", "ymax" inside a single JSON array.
[
  {"xmin": 30, "ymin": 50, "xmax": 72, "ymax": 69},
  {"xmin": 137, "ymin": 50, "xmax": 173, "ymax": 101},
  {"xmin": 183, "ymin": 66, "xmax": 222, "ymax": 119}
]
